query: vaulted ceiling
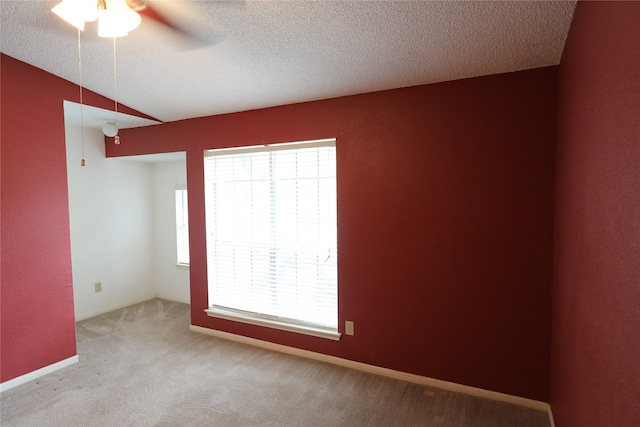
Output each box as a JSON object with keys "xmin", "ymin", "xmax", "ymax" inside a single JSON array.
[{"xmin": 1, "ymin": 1, "xmax": 576, "ymax": 123}]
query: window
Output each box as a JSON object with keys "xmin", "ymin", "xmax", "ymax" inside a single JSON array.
[
  {"xmin": 203, "ymin": 139, "xmax": 338, "ymax": 340},
  {"xmin": 175, "ymin": 185, "xmax": 189, "ymax": 265}
]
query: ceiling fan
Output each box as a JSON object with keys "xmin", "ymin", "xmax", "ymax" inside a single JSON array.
[
  {"xmin": 124, "ymin": 0, "xmax": 199, "ymax": 41},
  {"xmin": 52, "ymin": 0, "xmax": 197, "ymax": 40}
]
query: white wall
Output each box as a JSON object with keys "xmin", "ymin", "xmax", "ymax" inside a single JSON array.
[
  {"xmin": 152, "ymin": 160, "xmax": 190, "ymax": 304},
  {"xmin": 65, "ymin": 124, "xmax": 156, "ymax": 320}
]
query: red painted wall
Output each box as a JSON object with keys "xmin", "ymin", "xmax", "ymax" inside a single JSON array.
[
  {"xmin": 551, "ymin": 2, "xmax": 640, "ymax": 425},
  {"xmin": 0, "ymin": 54, "xmax": 152, "ymax": 383},
  {"xmin": 110, "ymin": 67, "xmax": 557, "ymax": 401}
]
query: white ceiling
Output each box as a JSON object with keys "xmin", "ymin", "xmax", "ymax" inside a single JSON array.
[{"xmin": 1, "ymin": 1, "xmax": 576, "ymax": 124}]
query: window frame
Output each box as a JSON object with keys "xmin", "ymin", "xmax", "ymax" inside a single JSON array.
[
  {"xmin": 175, "ymin": 184, "xmax": 190, "ymax": 267},
  {"xmin": 203, "ymin": 138, "xmax": 340, "ymax": 341}
]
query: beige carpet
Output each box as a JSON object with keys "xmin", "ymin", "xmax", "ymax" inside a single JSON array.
[{"xmin": 1, "ymin": 299, "xmax": 550, "ymax": 426}]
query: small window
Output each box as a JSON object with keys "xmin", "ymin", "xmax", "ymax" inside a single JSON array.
[
  {"xmin": 175, "ymin": 185, "xmax": 189, "ymax": 266},
  {"xmin": 203, "ymin": 139, "xmax": 338, "ymax": 340}
]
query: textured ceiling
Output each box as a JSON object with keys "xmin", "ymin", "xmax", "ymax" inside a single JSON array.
[{"xmin": 1, "ymin": 1, "xmax": 576, "ymax": 123}]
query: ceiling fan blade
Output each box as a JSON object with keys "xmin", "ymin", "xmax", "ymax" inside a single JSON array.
[
  {"xmin": 139, "ymin": 5, "xmax": 192, "ymax": 38},
  {"xmin": 125, "ymin": 1, "xmax": 221, "ymax": 49}
]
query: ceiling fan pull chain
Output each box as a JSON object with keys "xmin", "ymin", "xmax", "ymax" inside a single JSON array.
[
  {"xmin": 78, "ymin": 27, "xmax": 86, "ymax": 166},
  {"xmin": 113, "ymin": 36, "xmax": 121, "ymax": 145}
]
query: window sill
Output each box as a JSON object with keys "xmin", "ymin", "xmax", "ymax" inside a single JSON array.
[
  {"xmin": 204, "ymin": 307, "xmax": 341, "ymax": 341},
  {"xmin": 176, "ymin": 263, "xmax": 190, "ymax": 269}
]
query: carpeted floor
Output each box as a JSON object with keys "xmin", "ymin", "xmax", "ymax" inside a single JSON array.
[{"xmin": 1, "ymin": 299, "xmax": 550, "ymax": 426}]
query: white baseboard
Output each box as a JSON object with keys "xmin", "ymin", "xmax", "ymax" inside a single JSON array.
[
  {"xmin": 75, "ymin": 295, "xmax": 157, "ymax": 321},
  {"xmin": 155, "ymin": 293, "xmax": 190, "ymax": 305},
  {"xmin": 191, "ymin": 325, "xmax": 550, "ymax": 413},
  {"xmin": 0, "ymin": 355, "xmax": 79, "ymax": 393}
]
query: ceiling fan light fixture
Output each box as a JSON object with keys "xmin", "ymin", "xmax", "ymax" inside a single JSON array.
[
  {"xmin": 102, "ymin": 122, "xmax": 118, "ymax": 137},
  {"xmin": 52, "ymin": 0, "xmax": 89, "ymax": 31},
  {"xmin": 98, "ymin": 0, "xmax": 142, "ymax": 38},
  {"xmin": 81, "ymin": 0, "xmax": 99, "ymax": 23}
]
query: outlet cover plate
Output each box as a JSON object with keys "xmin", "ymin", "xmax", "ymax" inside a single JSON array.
[{"xmin": 345, "ymin": 321, "xmax": 354, "ymax": 336}]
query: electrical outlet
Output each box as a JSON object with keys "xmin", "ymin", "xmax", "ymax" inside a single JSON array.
[
  {"xmin": 94, "ymin": 282, "xmax": 102, "ymax": 293},
  {"xmin": 345, "ymin": 320, "xmax": 354, "ymax": 336}
]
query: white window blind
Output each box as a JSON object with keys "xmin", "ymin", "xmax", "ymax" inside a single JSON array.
[
  {"xmin": 175, "ymin": 185, "xmax": 189, "ymax": 265},
  {"xmin": 203, "ymin": 139, "xmax": 338, "ymax": 338}
]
